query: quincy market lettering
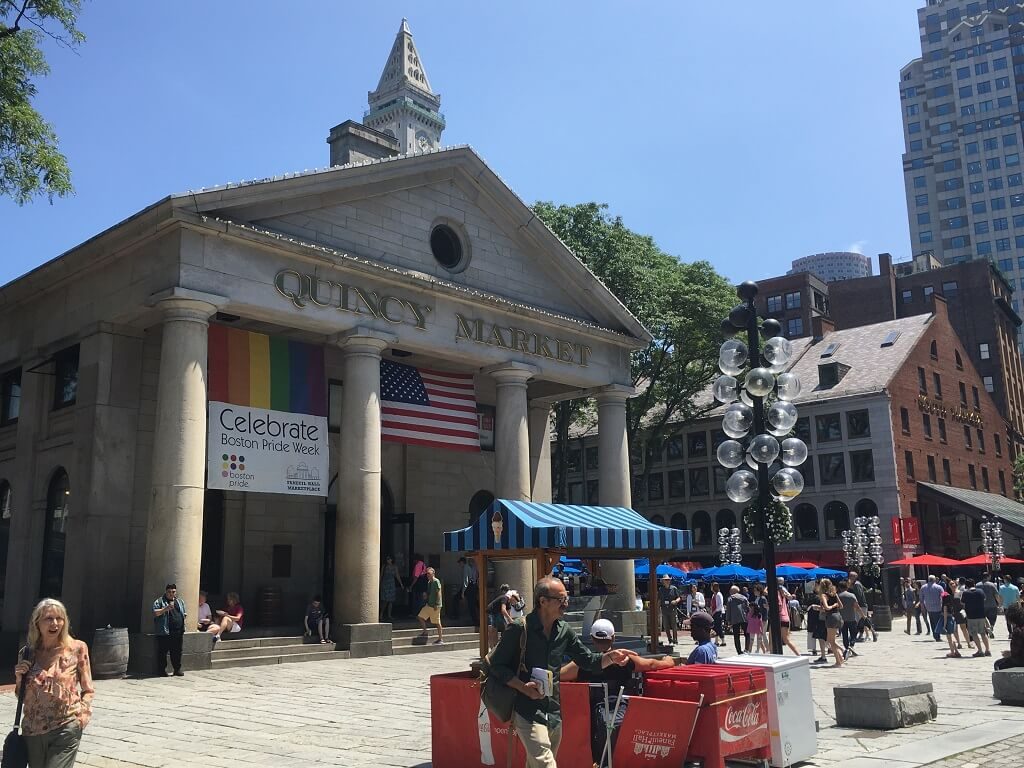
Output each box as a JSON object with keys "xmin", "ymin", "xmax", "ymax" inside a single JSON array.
[
  {"xmin": 917, "ymin": 395, "xmax": 984, "ymax": 427},
  {"xmin": 455, "ymin": 313, "xmax": 591, "ymax": 367},
  {"xmin": 274, "ymin": 269, "xmax": 431, "ymax": 330}
]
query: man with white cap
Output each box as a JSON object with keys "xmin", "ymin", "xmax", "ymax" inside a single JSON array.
[{"xmin": 561, "ymin": 619, "xmax": 679, "ymax": 766}]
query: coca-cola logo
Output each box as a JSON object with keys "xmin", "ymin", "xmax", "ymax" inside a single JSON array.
[{"xmin": 719, "ymin": 701, "xmax": 766, "ymax": 743}]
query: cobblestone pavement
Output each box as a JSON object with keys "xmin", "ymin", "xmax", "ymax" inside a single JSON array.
[
  {"xmin": 0, "ymin": 626, "xmax": 1020, "ymax": 767},
  {"xmin": 918, "ymin": 732, "xmax": 1024, "ymax": 767}
]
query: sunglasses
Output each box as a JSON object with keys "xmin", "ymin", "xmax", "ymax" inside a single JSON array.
[{"xmin": 543, "ymin": 594, "xmax": 570, "ymax": 605}]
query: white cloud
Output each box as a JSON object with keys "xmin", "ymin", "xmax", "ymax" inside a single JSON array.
[{"xmin": 846, "ymin": 240, "xmax": 867, "ymax": 255}]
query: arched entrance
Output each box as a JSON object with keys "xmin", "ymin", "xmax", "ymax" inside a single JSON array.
[
  {"xmin": 40, "ymin": 469, "xmax": 70, "ymax": 599},
  {"xmin": 468, "ymin": 490, "xmax": 495, "ymax": 523}
]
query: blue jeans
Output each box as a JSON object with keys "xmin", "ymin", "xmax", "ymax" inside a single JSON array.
[{"xmin": 929, "ymin": 610, "xmax": 944, "ymax": 640}]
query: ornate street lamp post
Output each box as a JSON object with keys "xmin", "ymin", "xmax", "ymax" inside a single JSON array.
[
  {"xmin": 981, "ymin": 517, "xmax": 1004, "ymax": 573},
  {"xmin": 842, "ymin": 516, "xmax": 883, "ymax": 584},
  {"xmin": 714, "ymin": 281, "xmax": 804, "ymax": 655},
  {"xmin": 719, "ymin": 526, "xmax": 742, "ymax": 565}
]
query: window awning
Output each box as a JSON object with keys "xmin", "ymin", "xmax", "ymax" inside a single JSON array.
[
  {"xmin": 443, "ymin": 499, "xmax": 691, "ymax": 553},
  {"xmin": 916, "ymin": 482, "xmax": 1024, "ymax": 538}
]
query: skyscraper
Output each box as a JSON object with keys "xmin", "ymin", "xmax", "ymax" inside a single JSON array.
[{"xmin": 900, "ymin": 1, "xmax": 1024, "ymax": 345}]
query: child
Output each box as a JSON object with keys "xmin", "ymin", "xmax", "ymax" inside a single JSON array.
[{"xmin": 305, "ymin": 595, "xmax": 330, "ymax": 644}]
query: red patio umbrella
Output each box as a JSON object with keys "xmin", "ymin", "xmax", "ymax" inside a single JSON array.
[
  {"xmin": 888, "ymin": 554, "xmax": 962, "ymax": 566},
  {"xmin": 778, "ymin": 561, "xmax": 818, "ymax": 569},
  {"xmin": 954, "ymin": 554, "xmax": 1024, "ymax": 566}
]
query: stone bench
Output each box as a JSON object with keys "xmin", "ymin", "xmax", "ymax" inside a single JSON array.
[
  {"xmin": 834, "ymin": 681, "xmax": 937, "ymax": 730},
  {"xmin": 993, "ymin": 668, "xmax": 1024, "ymax": 705}
]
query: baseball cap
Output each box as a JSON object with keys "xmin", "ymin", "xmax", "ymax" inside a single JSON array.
[
  {"xmin": 689, "ymin": 612, "xmax": 714, "ymax": 630},
  {"xmin": 590, "ymin": 619, "xmax": 616, "ymax": 640}
]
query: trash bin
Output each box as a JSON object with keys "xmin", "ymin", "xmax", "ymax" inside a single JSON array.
[{"xmin": 718, "ymin": 655, "xmax": 817, "ymax": 767}]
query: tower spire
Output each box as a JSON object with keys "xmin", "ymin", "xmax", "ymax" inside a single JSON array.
[{"xmin": 365, "ymin": 19, "xmax": 445, "ymax": 154}]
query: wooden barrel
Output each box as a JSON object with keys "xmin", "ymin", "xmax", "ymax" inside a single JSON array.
[
  {"xmin": 91, "ymin": 627, "xmax": 129, "ymax": 679},
  {"xmin": 257, "ymin": 586, "xmax": 282, "ymax": 626},
  {"xmin": 872, "ymin": 604, "xmax": 893, "ymax": 632}
]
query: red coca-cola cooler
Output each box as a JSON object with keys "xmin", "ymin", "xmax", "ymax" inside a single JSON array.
[{"xmin": 644, "ymin": 666, "xmax": 770, "ymax": 768}]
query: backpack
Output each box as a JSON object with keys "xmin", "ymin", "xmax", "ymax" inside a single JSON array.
[{"xmin": 476, "ymin": 618, "xmax": 527, "ymax": 723}]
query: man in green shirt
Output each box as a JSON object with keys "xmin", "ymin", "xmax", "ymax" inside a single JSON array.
[
  {"xmin": 416, "ymin": 567, "xmax": 444, "ymax": 644},
  {"xmin": 489, "ymin": 576, "xmax": 629, "ymax": 767}
]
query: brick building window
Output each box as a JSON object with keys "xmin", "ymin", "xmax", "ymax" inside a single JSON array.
[
  {"xmin": 930, "ymin": 339, "xmax": 938, "ymax": 358},
  {"xmin": 968, "ymin": 464, "xmax": 977, "ymax": 489},
  {"xmin": 942, "ymin": 458, "xmax": 952, "ymax": 484},
  {"xmin": 900, "ymin": 407, "xmax": 911, "ymax": 434},
  {"xmin": 977, "ymin": 429, "xmax": 985, "ymax": 452},
  {"xmin": 984, "ymin": 376, "xmax": 994, "ymax": 392},
  {"xmin": 923, "ymin": 413, "xmax": 933, "ymax": 439},
  {"xmin": 905, "ymin": 451, "xmax": 915, "ymax": 480},
  {"xmin": 955, "ymin": 350, "xmax": 964, "ymax": 369},
  {"xmin": 918, "ymin": 367, "xmax": 927, "ymax": 394},
  {"xmin": 787, "ymin": 318, "xmax": 803, "ymax": 337},
  {"xmin": 1000, "ymin": 470, "xmax": 1007, "ymax": 495},
  {"xmin": 964, "ymin": 425, "xmax": 973, "ymax": 448},
  {"xmin": 938, "ymin": 418, "xmax": 947, "ymax": 443},
  {"xmin": 959, "ymin": 382, "xmax": 968, "ymax": 405},
  {"xmin": 903, "ymin": 290, "xmax": 914, "ymax": 304},
  {"xmin": 980, "ymin": 342, "xmax": 991, "ymax": 359},
  {"xmin": 927, "ymin": 455, "xmax": 937, "ymax": 482},
  {"xmin": 785, "ymin": 291, "xmax": 801, "ymax": 309},
  {"xmin": 933, "ymin": 372, "xmax": 942, "ymax": 398},
  {"xmin": 995, "ymin": 434, "xmax": 1003, "ymax": 456},
  {"xmin": 982, "ymin": 467, "xmax": 990, "ymax": 492},
  {"xmin": 972, "ymin": 386, "xmax": 980, "ymax": 409},
  {"xmin": 767, "ymin": 295, "xmax": 783, "ymax": 313}
]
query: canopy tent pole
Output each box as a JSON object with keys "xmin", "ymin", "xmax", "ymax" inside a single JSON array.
[
  {"xmin": 475, "ymin": 551, "xmax": 488, "ymax": 660},
  {"xmin": 648, "ymin": 551, "xmax": 659, "ymax": 653}
]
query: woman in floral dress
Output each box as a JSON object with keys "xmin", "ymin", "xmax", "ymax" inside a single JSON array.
[
  {"xmin": 13, "ymin": 598, "xmax": 95, "ymax": 768},
  {"xmin": 380, "ymin": 554, "xmax": 404, "ymax": 620}
]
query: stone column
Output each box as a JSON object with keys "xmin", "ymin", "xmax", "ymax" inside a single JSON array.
[
  {"xmin": 596, "ymin": 385, "xmax": 636, "ymax": 610},
  {"xmin": 334, "ymin": 329, "xmax": 393, "ymax": 656},
  {"xmin": 528, "ymin": 400, "xmax": 553, "ymax": 503},
  {"xmin": 140, "ymin": 296, "xmax": 219, "ymax": 630},
  {"xmin": 487, "ymin": 364, "xmax": 536, "ymax": 606}
]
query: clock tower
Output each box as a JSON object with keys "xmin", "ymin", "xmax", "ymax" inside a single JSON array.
[{"xmin": 365, "ymin": 19, "xmax": 445, "ymax": 155}]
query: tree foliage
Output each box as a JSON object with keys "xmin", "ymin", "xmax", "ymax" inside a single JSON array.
[
  {"xmin": 1, "ymin": 0, "xmax": 83, "ymax": 204},
  {"xmin": 532, "ymin": 201, "xmax": 736, "ymax": 503}
]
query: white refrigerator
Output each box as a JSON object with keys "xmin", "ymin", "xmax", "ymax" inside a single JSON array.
[{"xmin": 718, "ymin": 654, "xmax": 817, "ymax": 767}]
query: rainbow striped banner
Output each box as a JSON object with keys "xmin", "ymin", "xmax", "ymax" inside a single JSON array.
[{"xmin": 208, "ymin": 325, "xmax": 326, "ymax": 417}]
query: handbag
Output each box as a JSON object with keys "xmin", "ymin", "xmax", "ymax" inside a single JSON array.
[
  {"xmin": 2, "ymin": 647, "xmax": 32, "ymax": 768},
  {"xmin": 477, "ymin": 618, "xmax": 527, "ymax": 723}
]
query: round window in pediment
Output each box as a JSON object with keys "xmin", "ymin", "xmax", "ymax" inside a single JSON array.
[{"xmin": 430, "ymin": 223, "xmax": 465, "ymax": 271}]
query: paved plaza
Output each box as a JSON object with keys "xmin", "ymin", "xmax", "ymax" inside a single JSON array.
[{"xmin": 0, "ymin": 626, "xmax": 1021, "ymax": 767}]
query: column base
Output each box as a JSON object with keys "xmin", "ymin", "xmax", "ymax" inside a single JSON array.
[
  {"xmin": 128, "ymin": 632, "xmax": 214, "ymax": 677},
  {"xmin": 335, "ymin": 623, "xmax": 393, "ymax": 658}
]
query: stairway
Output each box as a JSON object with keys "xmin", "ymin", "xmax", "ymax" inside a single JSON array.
[
  {"xmin": 392, "ymin": 626, "xmax": 480, "ymax": 656},
  {"xmin": 210, "ymin": 636, "xmax": 349, "ymax": 669}
]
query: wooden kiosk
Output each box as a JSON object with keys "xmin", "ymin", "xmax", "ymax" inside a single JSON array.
[{"xmin": 443, "ymin": 499, "xmax": 692, "ymax": 658}]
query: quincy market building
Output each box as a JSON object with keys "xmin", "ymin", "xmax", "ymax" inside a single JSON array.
[{"xmin": 0, "ymin": 22, "xmax": 650, "ymax": 654}]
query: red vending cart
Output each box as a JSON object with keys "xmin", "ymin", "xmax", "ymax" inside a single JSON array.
[{"xmin": 645, "ymin": 666, "xmax": 770, "ymax": 768}]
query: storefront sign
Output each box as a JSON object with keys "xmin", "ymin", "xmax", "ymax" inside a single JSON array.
[
  {"xmin": 274, "ymin": 269, "xmax": 431, "ymax": 330},
  {"xmin": 917, "ymin": 396, "xmax": 983, "ymax": 427},
  {"xmin": 208, "ymin": 403, "xmax": 328, "ymax": 494},
  {"xmin": 891, "ymin": 518, "xmax": 903, "ymax": 545},
  {"xmin": 454, "ymin": 313, "xmax": 592, "ymax": 367},
  {"xmin": 941, "ymin": 518, "xmax": 959, "ymax": 545},
  {"xmin": 902, "ymin": 518, "xmax": 921, "ymax": 546}
]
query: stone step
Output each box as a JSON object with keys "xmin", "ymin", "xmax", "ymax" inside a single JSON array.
[
  {"xmin": 212, "ymin": 636, "xmax": 308, "ymax": 651},
  {"xmin": 392, "ymin": 640, "xmax": 479, "ymax": 656},
  {"xmin": 212, "ymin": 641, "xmax": 338, "ymax": 660},
  {"xmin": 210, "ymin": 650, "xmax": 350, "ymax": 669},
  {"xmin": 392, "ymin": 626, "xmax": 480, "ymax": 638},
  {"xmin": 392, "ymin": 632, "xmax": 478, "ymax": 647}
]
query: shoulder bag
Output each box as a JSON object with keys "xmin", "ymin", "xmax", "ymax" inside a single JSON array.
[
  {"xmin": 2, "ymin": 647, "xmax": 32, "ymax": 768},
  {"xmin": 477, "ymin": 618, "xmax": 527, "ymax": 723}
]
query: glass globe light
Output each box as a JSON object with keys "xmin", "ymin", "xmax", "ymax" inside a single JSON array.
[
  {"xmin": 717, "ymin": 440, "xmax": 745, "ymax": 468},
  {"xmin": 740, "ymin": 389, "xmax": 754, "ymax": 407},
  {"xmin": 744, "ymin": 367, "xmax": 775, "ymax": 397},
  {"xmin": 719, "ymin": 340, "xmax": 749, "ymax": 375},
  {"xmin": 767, "ymin": 423, "xmax": 791, "ymax": 437},
  {"xmin": 761, "ymin": 318, "xmax": 782, "ymax": 338},
  {"xmin": 722, "ymin": 403, "xmax": 754, "ymax": 438},
  {"xmin": 729, "ymin": 303, "xmax": 752, "ymax": 329},
  {"xmin": 745, "ymin": 453, "xmax": 758, "ymax": 469},
  {"xmin": 776, "ymin": 372, "xmax": 802, "ymax": 401},
  {"xmin": 767, "ymin": 401, "xmax": 798, "ymax": 432},
  {"xmin": 780, "ymin": 437, "xmax": 808, "ymax": 467},
  {"xmin": 748, "ymin": 434, "xmax": 780, "ymax": 464},
  {"xmin": 726, "ymin": 470, "xmax": 758, "ymax": 503},
  {"xmin": 763, "ymin": 336, "xmax": 793, "ymax": 367},
  {"xmin": 719, "ymin": 527, "xmax": 730, "ymax": 538},
  {"xmin": 713, "ymin": 374, "xmax": 739, "ymax": 403},
  {"xmin": 772, "ymin": 468, "xmax": 804, "ymax": 499}
]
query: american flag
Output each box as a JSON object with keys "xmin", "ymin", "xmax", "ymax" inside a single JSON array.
[{"xmin": 380, "ymin": 360, "xmax": 480, "ymax": 451}]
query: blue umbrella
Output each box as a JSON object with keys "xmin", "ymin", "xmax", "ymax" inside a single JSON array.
[
  {"xmin": 634, "ymin": 561, "xmax": 688, "ymax": 579},
  {"xmin": 553, "ymin": 564, "xmax": 583, "ymax": 575},
  {"xmin": 691, "ymin": 564, "xmax": 761, "ymax": 582},
  {"xmin": 806, "ymin": 567, "xmax": 846, "ymax": 579},
  {"xmin": 755, "ymin": 565, "xmax": 812, "ymax": 581}
]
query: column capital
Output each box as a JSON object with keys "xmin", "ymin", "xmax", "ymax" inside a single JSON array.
[
  {"xmin": 483, "ymin": 362, "xmax": 538, "ymax": 386},
  {"xmin": 148, "ymin": 287, "xmax": 227, "ymax": 324},
  {"xmin": 594, "ymin": 384, "xmax": 636, "ymax": 405},
  {"xmin": 331, "ymin": 327, "xmax": 396, "ymax": 356}
]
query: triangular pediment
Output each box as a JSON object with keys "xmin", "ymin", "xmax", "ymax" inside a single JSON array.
[{"xmin": 174, "ymin": 148, "xmax": 649, "ymax": 343}]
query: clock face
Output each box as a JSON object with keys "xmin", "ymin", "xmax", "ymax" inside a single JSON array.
[{"xmin": 416, "ymin": 131, "xmax": 432, "ymax": 151}]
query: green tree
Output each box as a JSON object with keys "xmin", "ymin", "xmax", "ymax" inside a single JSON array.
[
  {"xmin": 1, "ymin": 0, "xmax": 84, "ymax": 204},
  {"xmin": 532, "ymin": 201, "xmax": 735, "ymax": 504},
  {"xmin": 1013, "ymin": 452, "xmax": 1024, "ymax": 500}
]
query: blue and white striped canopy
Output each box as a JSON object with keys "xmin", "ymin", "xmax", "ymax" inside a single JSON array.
[{"xmin": 444, "ymin": 499, "xmax": 691, "ymax": 553}]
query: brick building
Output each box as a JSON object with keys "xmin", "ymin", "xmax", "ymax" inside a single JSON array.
[
  {"xmin": 829, "ymin": 253, "xmax": 1024, "ymax": 450},
  {"xmin": 751, "ymin": 272, "xmax": 831, "ymax": 340}
]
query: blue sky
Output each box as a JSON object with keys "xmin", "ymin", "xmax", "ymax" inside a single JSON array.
[{"xmin": 0, "ymin": 1, "xmax": 924, "ymax": 287}]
